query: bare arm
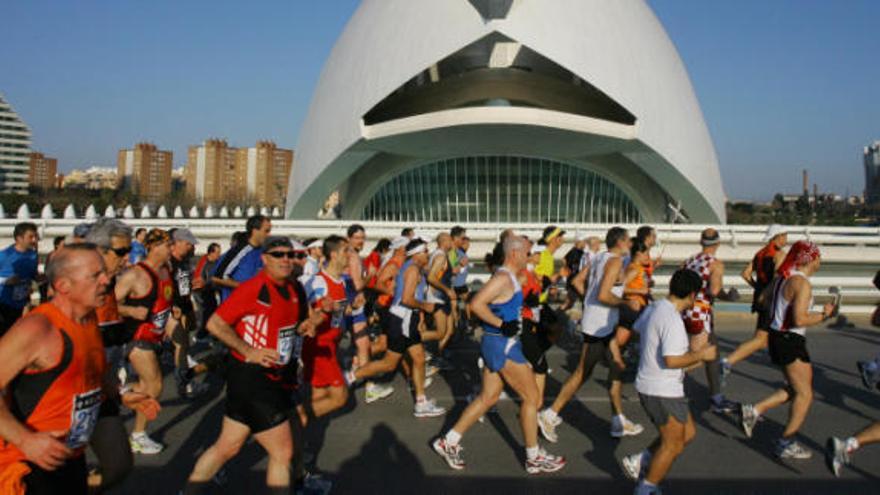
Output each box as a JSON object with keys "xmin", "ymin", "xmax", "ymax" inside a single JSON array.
[
  {"xmin": 374, "ymin": 263, "xmax": 399, "ymax": 297},
  {"xmin": 427, "ymin": 256, "xmax": 455, "ymax": 299},
  {"xmin": 708, "ymin": 259, "xmax": 724, "ymax": 298},
  {"xmin": 741, "ymin": 261, "xmax": 755, "ymax": 288},
  {"xmin": 115, "ymin": 268, "xmax": 148, "ymax": 320},
  {"xmin": 571, "ymin": 263, "xmax": 589, "ymax": 297},
  {"xmin": 468, "ymin": 272, "xmax": 509, "ymax": 328},
  {"xmin": 789, "ymin": 277, "xmax": 833, "ymax": 328},
  {"xmin": 596, "ymin": 257, "xmax": 625, "ymax": 307},
  {"xmin": 401, "ymin": 267, "xmax": 434, "ymax": 313},
  {"xmin": 665, "ymin": 345, "xmax": 717, "ymax": 369},
  {"xmin": 348, "ymin": 254, "xmax": 365, "ymax": 292}
]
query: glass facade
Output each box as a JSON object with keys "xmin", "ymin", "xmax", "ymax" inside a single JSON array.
[{"xmin": 362, "ymin": 156, "xmax": 642, "ymax": 223}]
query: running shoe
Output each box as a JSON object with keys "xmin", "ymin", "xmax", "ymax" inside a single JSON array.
[
  {"xmin": 711, "ymin": 397, "xmax": 740, "ymax": 414},
  {"xmin": 414, "ymin": 398, "xmax": 446, "ymax": 418},
  {"xmin": 296, "ymin": 472, "xmax": 333, "ymax": 495},
  {"xmin": 525, "ymin": 448, "xmax": 566, "ymax": 474},
  {"xmin": 740, "ymin": 403, "xmax": 759, "ymax": 438},
  {"xmin": 431, "ymin": 437, "xmax": 465, "ymax": 470},
  {"xmin": 857, "ymin": 361, "xmax": 878, "ymax": 390},
  {"xmin": 611, "ymin": 417, "xmax": 644, "ymax": 438},
  {"xmin": 620, "ymin": 453, "xmax": 642, "ymax": 481},
  {"xmin": 365, "ymin": 382, "xmax": 394, "ymax": 404},
  {"xmin": 184, "ymin": 380, "xmax": 210, "ymax": 399},
  {"xmin": 825, "ymin": 437, "xmax": 850, "ymax": 477},
  {"xmin": 130, "ymin": 433, "xmax": 164, "ymax": 455},
  {"xmin": 537, "ymin": 409, "xmax": 559, "ymax": 443},
  {"xmin": 776, "ymin": 439, "xmax": 812, "ymax": 460},
  {"xmin": 634, "ymin": 483, "xmax": 663, "ymax": 495}
]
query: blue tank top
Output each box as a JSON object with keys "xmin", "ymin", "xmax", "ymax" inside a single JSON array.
[
  {"xmin": 483, "ymin": 268, "xmax": 523, "ymax": 335},
  {"xmin": 392, "ymin": 259, "xmax": 414, "ymax": 308}
]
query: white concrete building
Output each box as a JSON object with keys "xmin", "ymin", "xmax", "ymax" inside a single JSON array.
[
  {"xmin": 288, "ymin": 0, "xmax": 726, "ymax": 223},
  {"xmin": 0, "ymin": 92, "xmax": 32, "ymax": 194}
]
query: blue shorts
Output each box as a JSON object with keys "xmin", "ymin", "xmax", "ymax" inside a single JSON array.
[
  {"xmin": 480, "ymin": 332, "xmax": 527, "ymax": 372},
  {"xmin": 342, "ymin": 274, "xmax": 368, "ymax": 327}
]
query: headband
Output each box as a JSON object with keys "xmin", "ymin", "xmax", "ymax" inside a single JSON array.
[
  {"xmin": 545, "ymin": 227, "xmax": 562, "ymax": 242},
  {"xmin": 406, "ymin": 244, "xmax": 427, "ymax": 257}
]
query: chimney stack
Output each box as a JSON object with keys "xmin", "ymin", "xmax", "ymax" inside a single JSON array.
[{"xmin": 803, "ymin": 169, "xmax": 809, "ymax": 196}]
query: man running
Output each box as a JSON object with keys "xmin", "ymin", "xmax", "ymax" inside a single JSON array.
[
  {"xmin": 826, "ymin": 421, "xmax": 880, "ymax": 476},
  {"xmin": 0, "ymin": 244, "xmax": 149, "ymax": 494},
  {"xmin": 344, "ymin": 238, "xmax": 446, "ymax": 417},
  {"xmin": 167, "ymin": 229, "xmax": 208, "ymax": 398},
  {"xmin": 722, "ymin": 224, "xmax": 788, "ymax": 378},
  {"xmin": 115, "ymin": 228, "xmax": 174, "ymax": 454},
  {"xmin": 432, "ymin": 235, "xmax": 565, "ymax": 474},
  {"xmin": 212, "ymin": 215, "xmax": 272, "ymax": 303},
  {"xmin": 423, "ymin": 233, "xmax": 457, "ymax": 364},
  {"xmin": 562, "ymin": 233, "xmax": 588, "ymax": 310},
  {"xmin": 682, "ymin": 229, "xmax": 738, "ymax": 414},
  {"xmin": 620, "ymin": 269, "xmax": 718, "ymax": 495},
  {"xmin": 740, "ymin": 241, "xmax": 835, "ymax": 459},
  {"xmin": 186, "ymin": 236, "xmax": 317, "ymax": 495},
  {"xmin": 0, "ymin": 222, "xmax": 39, "ymax": 336},
  {"xmin": 538, "ymin": 227, "xmax": 643, "ymax": 442}
]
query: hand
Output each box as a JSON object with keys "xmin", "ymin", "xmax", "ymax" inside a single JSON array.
[
  {"xmin": 500, "ymin": 319, "xmax": 520, "ymax": 337},
  {"xmin": 19, "ymin": 430, "xmax": 73, "ymax": 471},
  {"xmin": 701, "ymin": 345, "xmax": 718, "ymax": 362},
  {"xmin": 128, "ymin": 306, "xmax": 149, "ymax": 321},
  {"xmin": 122, "ymin": 392, "xmax": 162, "ymax": 421},
  {"xmin": 822, "ymin": 302, "xmax": 836, "ymax": 319},
  {"xmin": 171, "ymin": 306, "xmax": 183, "ymax": 320},
  {"xmin": 244, "ymin": 346, "xmax": 281, "ymax": 368}
]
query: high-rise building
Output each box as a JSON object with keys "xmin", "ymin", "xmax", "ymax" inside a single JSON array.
[
  {"xmin": 185, "ymin": 140, "xmax": 293, "ymax": 207},
  {"xmin": 0, "ymin": 93, "xmax": 32, "ymax": 194},
  {"xmin": 28, "ymin": 152, "xmax": 57, "ymax": 190},
  {"xmin": 864, "ymin": 141, "xmax": 880, "ymax": 205},
  {"xmin": 117, "ymin": 143, "xmax": 173, "ymax": 202},
  {"xmin": 185, "ymin": 139, "xmax": 238, "ymax": 204}
]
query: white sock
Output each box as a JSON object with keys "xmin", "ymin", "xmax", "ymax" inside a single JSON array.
[
  {"xmin": 614, "ymin": 414, "xmax": 626, "ymax": 424},
  {"xmin": 132, "ymin": 431, "xmax": 146, "ymax": 439},
  {"xmin": 543, "ymin": 409, "xmax": 558, "ymax": 422},
  {"xmin": 846, "ymin": 437, "xmax": 860, "ymax": 453},
  {"xmin": 445, "ymin": 429, "xmax": 462, "ymax": 446},
  {"xmin": 526, "ymin": 445, "xmax": 540, "ymax": 460}
]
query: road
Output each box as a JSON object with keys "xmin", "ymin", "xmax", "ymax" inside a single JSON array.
[{"xmin": 101, "ymin": 314, "xmax": 880, "ymax": 494}]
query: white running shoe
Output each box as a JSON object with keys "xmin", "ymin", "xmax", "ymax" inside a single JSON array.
[
  {"xmin": 431, "ymin": 437, "xmax": 465, "ymax": 470},
  {"xmin": 525, "ymin": 447, "xmax": 566, "ymax": 474},
  {"xmin": 130, "ymin": 433, "xmax": 164, "ymax": 455},
  {"xmin": 741, "ymin": 404, "xmax": 759, "ymax": 439},
  {"xmin": 611, "ymin": 417, "xmax": 644, "ymax": 438},
  {"xmin": 776, "ymin": 439, "xmax": 812, "ymax": 460},
  {"xmin": 825, "ymin": 436, "xmax": 850, "ymax": 477},
  {"xmin": 620, "ymin": 453, "xmax": 642, "ymax": 481},
  {"xmin": 537, "ymin": 410, "xmax": 559, "ymax": 443},
  {"xmin": 365, "ymin": 382, "xmax": 394, "ymax": 404},
  {"xmin": 414, "ymin": 398, "xmax": 446, "ymax": 418}
]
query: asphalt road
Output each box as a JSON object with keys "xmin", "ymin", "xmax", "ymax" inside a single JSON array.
[{"xmin": 101, "ymin": 314, "xmax": 880, "ymax": 494}]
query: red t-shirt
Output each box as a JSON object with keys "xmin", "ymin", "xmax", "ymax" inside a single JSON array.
[{"xmin": 215, "ymin": 270, "xmax": 305, "ymax": 368}]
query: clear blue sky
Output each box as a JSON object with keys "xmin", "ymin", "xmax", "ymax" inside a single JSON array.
[{"xmin": 1, "ymin": 0, "xmax": 878, "ymax": 201}]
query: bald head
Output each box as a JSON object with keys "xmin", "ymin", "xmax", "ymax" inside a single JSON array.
[{"xmin": 46, "ymin": 243, "xmax": 102, "ymax": 290}]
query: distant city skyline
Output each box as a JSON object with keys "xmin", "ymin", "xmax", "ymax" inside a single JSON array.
[{"xmin": 1, "ymin": 0, "xmax": 878, "ymax": 201}]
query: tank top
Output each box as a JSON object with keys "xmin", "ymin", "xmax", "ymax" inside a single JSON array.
[
  {"xmin": 521, "ymin": 269, "xmax": 542, "ymax": 322},
  {"xmin": 751, "ymin": 243, "xmax": 779, "ymax": 310},
  {"xmin": 683, "ymin": 252, "xmax": 716, "ymax": 330},
  {"xmin": 581, "ymin": 252, "xmax": 620, "ymax": 337},
  {"xmin": 377, "ymin": 257, "xmax": 403, "ymax": 308},
  {"xmin": 123, "ymin": 262, "xmax": 173, "ymax": 344},
  {"xmin": 424, "ymin": 250, "xmax": 449, "ymax": 303},
  {"xmin": 770, "ymin": 271, "xmax": 811, "ymax": 336},
  {"xmin": 392, "ymin": 259, "xmax": 414, "ymax": 309},
  {"xmin": 0, "ymin": 303, "xmax": 105, "ymax": 466},
  {"xmin": 483, "ymin": 267, "xmax": 523, "ymax": 336},
  {"xmin": 626, "ymin": 262, "xmax": 648, "ymax": 307}
]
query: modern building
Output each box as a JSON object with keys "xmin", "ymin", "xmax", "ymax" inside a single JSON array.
[
  {"xmin": 0, "ymin": 92, "xmax": 32, "ymax": 194},
  {"xmin": 62, "ymin": 166, "xmax": 118, "ymax": 190},
  {"xmin": 287, "ymin": 0, "xmax": 726, "ymax": 223},
  {"xmin": 28, "ymin": 152, "xmax": 57, "ymax": 190},
  {"xmin": 864, "ymin": 141, "xmax": 880, "ymax": 205},
  {"xmin": 185, "ymin": 139, "xmax": 293, "ymax": 207},
  {"xmin": 117, "ymin": 143, "xmax": 173, "ymax": 202}
]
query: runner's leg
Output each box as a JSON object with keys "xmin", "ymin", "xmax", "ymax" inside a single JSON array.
[
  {"xmin": 252, "ymin": 420, "xmax": 294, "ymax": 490},
  {"xmin": 188, "ymin": 417, "xmax": 250, "ymax": 483},
  {"xmin": 128, "ymin": 347, "xmax": 162, "ymax": 434}
]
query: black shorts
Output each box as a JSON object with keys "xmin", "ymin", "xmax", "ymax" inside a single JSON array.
[
  {"xmin": 24, "ymin": 455, "xmax": 87, "ymax": 495},
  {"xmin": 520, "ymin": 320, "xmax": 553, "ymax": 374},
  {"xmin": 432, "ymin": 300, "xmax": 452, "ymax": 316},
  {"xmin": 453, "ymin": 285, "xmax": 469, "ymax": 297},
  {"xmin": 582, "ymin": 333, "xmax": 622, "ymax": 381},
  {"xmin": 755, "ymin": 308, "xmax": 772, "ymax": 331},
  {"xmin": 618, "ymin": 305, "xmax": 644, "ymax": 331},
  {"xmin": 387, "ymin": 311, "xmax": 422, "ymax": 355},
  {"xmin": 768, "ymin": 331, "xmax": 810, "ymax": 366},
  {"xmin": 225, "ymin": 358, "xmax": 294, "ymax": 434},
  {"xmin": 639, "ymin": 393, "xmax": 690, "ymax": 427},
  {"xmin": 126, "ymin": 339, "xmax": 162, "ymax": 355}
]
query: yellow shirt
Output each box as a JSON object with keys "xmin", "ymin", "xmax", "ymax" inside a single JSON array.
[{"xmin": 535, "ymin": 250, "xmax": 555, "ymax": 302}]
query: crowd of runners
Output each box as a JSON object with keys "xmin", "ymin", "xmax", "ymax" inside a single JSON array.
[{"xmin": 0, "ymin": 216, "xmax": 875, "ymax": 494}]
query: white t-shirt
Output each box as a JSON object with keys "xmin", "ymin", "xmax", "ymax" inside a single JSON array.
[
  {"xmin": 635, "ymin": 299, "xmax": 690, "ymax": 398},
  {"xmin": 581, "ymin": 252, "xmax": 620, "ymax": 338}
]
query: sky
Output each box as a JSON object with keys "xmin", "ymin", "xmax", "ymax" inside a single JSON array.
[{"xmin": 1, "ymin": 0, "xmax": 878, "ymax": 201}]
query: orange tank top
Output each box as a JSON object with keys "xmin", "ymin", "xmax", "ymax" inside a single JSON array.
[
  {"xmin": 377, "ymin": 257, "xmax": 403, "ymax": 308},
  {"xmin": 626, "ymin": 263, "xmax": 648, "ymax": 307},
  {"xmin": 0, "ymin": 303, "xmax": 106, "ymax": 465}
]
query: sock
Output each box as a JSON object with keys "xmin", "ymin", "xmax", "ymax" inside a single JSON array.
[
  {"xmin": 846, "ymin": 437, "xmax": 860, "ymax": 453},
  {"xmin": 526, "ymin": 446, "xmax": 540, "ymax": 460},
  {"xmin": 543, "ymin": 409, "xmax": 558, "ymax": 422},
  {"xmin": 721, "ymin": 357, "xmax": 730, "ymax": 368},
  {"xmin": 711, "ymin": 394, "xmax": 724, "ymax": 404},
  {"xmin": 416, "ymin": 395, "xmax": 427, "ymax": 403},
  {"xmin": 614, "ymin": 414, "xmax": 626, "ymax": 424},
  {"xmin": 132, "ymin": 431, "xmax": 146, "ymax": 439},
  {"xmin": 445, "ymin": 429, "xmax": 462, "ymax": 446}
]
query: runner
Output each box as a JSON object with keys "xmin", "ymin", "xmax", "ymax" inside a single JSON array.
[
  {"xmin": 562, "ymin": 233, "xmax": 588, "ymax": 310},
  {"xmin": 611, "ymin": 238, "xmax": 653, "ymax": 368},
  {"xmin": 826, "ymin": 421, "xmax": 880, "ymax": 476},
  {"xmin": 620, "ymin": 269, "xmax": 718, "ymax": 495},
  {"xmin": 185, "ymin": 236, "xmax": 318, "ymax": 495},
  {"xmin": 192, "ymin": 242, "xmax": 222, "ymax": 335},
  {"xmin": 0, "ymin": 222, "xmax": 39, "ymax": 336},
  {"xmin": 300, "ymin": 238, "xmax": 322, "ymax": 283},
  {"xmin": 739, "ymin": 241, "xmax": 835, "ymax": 459},
  {"xmin": 129, "ymin": 228, "xmax": 147, "ymax": 265},
  {"xmin": 535, "ymin": 226, "xmax": 565, "ymax": 304},
  {"xmin": 301, "ymin": 236, "xmax": 354, "ymax": 422},
  {"xmin": 722, "ymin": 224, "xmax": 788, "ymax": 378},
  {"xmin": 422, "ymin": 233, "xmax": 457, "ymax": 366},
  {"xmin": 451, "ymin": 234, "xmax": 472, "ymax": 328},
  {"xmin": 448, "ymin": 227, "xmax": 468, "ymax": 330},
  {"xmin": 682, "ymin": 229, "xmax": 738, "ymax": 414},
  {"xmin": 344, "ymin": 238, "xmax": 446, "ymax": 417},
  {"xmin": 538, "ymin": 227, "xmax": 644, "ymax": 442},
  {"xmin": 212, "ymin": 215, "xmax": 272, "ymax": 302},
  {"xmin": 115, "ymin": 228, "xmax": 174, "ymax": 454},
  {"xmin": 0, "ymin": 244, "xmax": 152, "ymax": 495},
  {"xmin": 432, "ymin": 235, "xmax": 565, "ymax": 474}
]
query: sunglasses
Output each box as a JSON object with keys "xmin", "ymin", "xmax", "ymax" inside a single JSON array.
[
  {"xmin": 109, "ymin": 246, "xmax": 132, "ymax": 257},
  {"xmin": 266, "ymin": 250, "xmax": 297, "ymax": 259}
]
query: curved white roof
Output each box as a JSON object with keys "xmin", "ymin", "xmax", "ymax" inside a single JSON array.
[{"xmin": 288, "ymin": 0, "xmax": 726, "ymax": 223}]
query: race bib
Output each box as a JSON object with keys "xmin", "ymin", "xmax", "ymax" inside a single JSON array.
[
  {"xmin": 67, "ymin": 388, "xmax": 102, "ymax": 449},
  {"xmin": 150, "ymin": 308, "xmax": 171, "ymax": 334},
  {"xmin": 330, "ymin": 300, "xmax": 347, "ymax": 329},
  {"xmin": 276, "ymin": 326, "xmax": 296, "ymax": 365}
]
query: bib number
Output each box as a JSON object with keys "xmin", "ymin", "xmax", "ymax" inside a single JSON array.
[
  {"xmin": 67, "ymin": 388, "xmax": 102, "ymax": 449},
  {"xmin": 151, "ymin": 308, "xmax": 171, "ymax": 334},
  {"xmin": 276, "ymin": 327, "xmax": 298, "ymax": 366}
]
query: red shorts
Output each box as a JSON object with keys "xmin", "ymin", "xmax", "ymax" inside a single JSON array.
[{"xmin": 302, "ymin": 331, "xmax": 344, "ymax": 388}]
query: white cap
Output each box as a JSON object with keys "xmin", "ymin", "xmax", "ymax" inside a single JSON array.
[
  {"xmin": 306, "ymin": 239, "xmax": 323, "ymax": 249},
  {"xmin": 763, "ymin": 224, "xmax": 788, "ymax": 242},
  {"xmin": 390, "ymin": 236, "xmax": 409, "ymax": 250},
  {"xmin": 530, "ymin": 244, "xmax": 546, "ymax": 255}
]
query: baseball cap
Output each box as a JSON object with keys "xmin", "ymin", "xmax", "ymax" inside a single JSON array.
[
  {"xmin": 262, "ymin": 236, "xmax": 293, "ymax": 253},
  {"xmin": 763, "ymin": 224, "xmax": 788, "ymax": 243},
  {"xmin": 390, "ymin": 236, "xmax": 409, "ymax": 250},
  {"xmin": 172, "ymin": 228, "xmax": 199, "ymax": 245}
]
